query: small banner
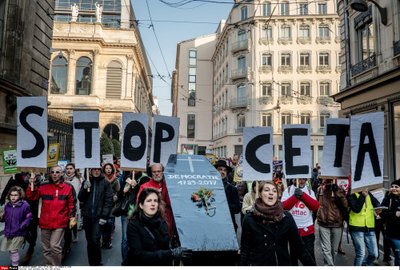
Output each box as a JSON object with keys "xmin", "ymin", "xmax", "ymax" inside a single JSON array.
[
  {"xmin": 47, "ymin": 143, "xmax": 60, "ymax": 167},
  {"xmin": 2, "ymin": 148, "xmax": 18, "ymax": 174}
]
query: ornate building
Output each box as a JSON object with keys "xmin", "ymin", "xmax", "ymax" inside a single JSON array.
[
  {"xmin": 334, "ymin": 0, "xmax": 400, "ymax": 186},
  {"xmin": 49, "ymin": 0, "xmax": 155, "ymax": 151}
]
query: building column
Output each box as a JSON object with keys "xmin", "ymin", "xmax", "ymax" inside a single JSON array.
[
  {"xmin": 125, "ymin": 54, "xmax": 134, "ymax": 98},
  {"xmin": 66, "ymin": 49, "xmax": 77, "ymax": 95},
  {"xmin": 91, "ymin": 49, "xmax": 100, "ymax": 96}
]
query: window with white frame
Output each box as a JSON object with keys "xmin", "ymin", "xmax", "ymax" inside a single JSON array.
[
  {"xmin": 187, "ymin": 114, "xmax": 195, "ymax": 138},
  {"xmin": 241, "ymin": 6, "xmax": 248, "ymax": 20},
  {"xmin": 237, "ymin": 113, "xmax": 246, "ymax": 128},
  {"xmin": 319, "ymin": 82, "xmax": 330, "ymax": 96},
  {"xmin": 282, "ymin": 113, "xmax": 292, "ymax": 125},
  {"xmin": 189, "ymin": 49, "xmax": 197, "ymax": 66},
  {"xmin": 319, "ymin": 52, "xmax": 330, "ymax": 66},
  {"xmin": 300, "ymin": 53, "xmax": 310, "ymax": 66},
  {"xmin": 300, "ymin": 113, "xmax": 311, "ymax": 124},
  {"xmin": 261, "ymin": 83, "xmax": 272, "ymax": 96},
  {"xmin": 281, "ymin": 82, "xmax": 291, "ymax": 96},
  {"xmin": 299, "ymin": 3, "xmax": 308, "ymax": 15},
  {"xmin": 261, "ymin": 113, "xmax": 272, "ymax": 126},
  {"xmin": 318, "ymin": 3, "xmax": 327, "ymax": 14},
  {"xmin": 299, "ymin": 25, "xmax": 310, "ymax": 38},
  {"xmin": 319, "ymin": 25, "xmax": 330, "ymax": 38},
  {"xmin": 281, "ymin": 25, "xmax": 291, "ymax": 38},
  {"xmin": 300, "ymin": 82, "xmax": 311, "ymax": 96},
  {"xmin": 319, "ymin": 112, "xmax": 330, "ymax": 128},
  {"xmin": 262, "ymin": 53, "xmax": 272, "ymax": 66},
  {"xmin": 263, "ymin": 2, "xmax": 271, "ymax": 16},
  {"xmin": 281, "ymin": 2, "xmax": 289, "ymax": 15},
  {"xmin": 262, "ymin": 26, "xmax": 273, "ymax": 39},
  {"xmin": 237, "ymin": 83, "xmax": 247, "ymax": 100},
  {"xmin": 281, "ymin": 53, "xmax": 291, "ymax": 66},
  {"xmin": 189, "ymin": 67, "xmax": 196, "ymax": 83}
]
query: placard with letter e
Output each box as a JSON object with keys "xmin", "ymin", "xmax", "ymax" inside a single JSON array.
[
  {"xmin": 283, "ymin": 124, "xmax": 311, "ymax": 179},
  {"xmin": 164, "ymin": 154, "xmax": 239, "ymax": 252},
  {"xmin": 321, "ymin": 118, "xmax": 350, "ymax": 177},
  {"xmin": 73, "ymin": 111, "xmax": 100, "ymax": 168},
  {"xmin": 17, "ymin": 96, "xmax": 48, "ymax": 168},
  {"xmin": 351, "ymin": 112, "xmax": 384, "ymax": 191},
  {"xmin": 243, "ymin": 127, "xmax": 273, "ymax": 181}
]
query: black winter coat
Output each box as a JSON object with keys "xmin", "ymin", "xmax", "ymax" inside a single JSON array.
[
  {"xmin": 381, "ymin": 193, "xmax": 400, "ymax": 239},
  {"xmin": 78, "ymin": 175, "xmax": 113, "ymax": 219},
  {"xmin": 240, "ymin": 211, "xmax": 316, "ymax": 266},
  {"xmin": 223, "ymin": 179, "xmax": 241, "ymax": 229},
  {"xmin": 123, "ymin": 214, "xmax": 172, "ymax": 266}
]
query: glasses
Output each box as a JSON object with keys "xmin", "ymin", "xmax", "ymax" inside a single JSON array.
[{"xmin": 50, "ymin": 171, "xmax": 61, "ymax": 174}]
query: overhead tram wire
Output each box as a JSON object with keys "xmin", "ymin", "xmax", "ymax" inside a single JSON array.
[{"xmin": 145, "ymin": 0, "xmax": 172, "ymax": 79}]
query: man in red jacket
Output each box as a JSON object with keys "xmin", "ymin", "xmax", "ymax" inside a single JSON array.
[
  {"xmin": 281, "ymin": 178, "xmax": 320, "ymax": 265},
  {"xmin": 137, "ymin": 163, "xmax": 174, "ymax": 237},
  {"xmin": 27, "ymin": 165, "xmax": 76, "ymax": 266}
]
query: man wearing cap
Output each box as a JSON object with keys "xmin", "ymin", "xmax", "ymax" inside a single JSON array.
[
  {"xmin": 214, "ymin": 159, "xmax": 241, "ymax": 232},
  {"xmin": 78, "ymin": 167, "xmax": 113, "ymax": 266},
  {"xmin": 281, "ymin": 178, "xmax": 320, "ymax": 265},
  {"xmin": 26, "ymin": 165, "xmax": 76, "ymax": 266}
]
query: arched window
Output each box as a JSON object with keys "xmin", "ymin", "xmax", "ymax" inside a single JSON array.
[
  {"xmin": 106, "ymin": 61, "xmax": 122, "ymax": 99},
  {"xmin": 75, "ymin": 57, "xmax": 92, "ymax": 95},
  {"xmin": 104, "ymin": 123, "xmax": 120, "ymax": 140},
  {"xmin": 50, "ymin": 56, "xmax": 68, "ymax": 94}
]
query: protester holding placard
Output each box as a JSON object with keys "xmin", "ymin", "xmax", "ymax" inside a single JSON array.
[
  {"xmin": 78, "ymin": 167, "xmax": 113, "ymax": 266},
  {"xmin": 381, "ymin": 179, "xmax": 400, "ymax": 266},
  {"xmin": 316, "ymin": 178, "xmax": 348, "ymax": 266},
  {"xmin": 281, "ymin": 178, "xmax": 320, "ymax": 265},
  {"xmin": 123, "ymin": 188, "xmax": 192, "ymax": 266},
  {"xmin": 347, "ymin": 187, "xmax": 380, "ymax": 266},
  {"xmin": 26, "ymin": 165, "xmax": 76, "ymax": 266},
  {"xmin": 240, "ymin": 181, "xmax": 315, "ymax": 266}
]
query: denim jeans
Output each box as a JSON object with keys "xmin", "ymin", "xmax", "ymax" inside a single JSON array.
[
  {"xmin": 121, "ymin": 215, "xmax": 128, "ymax": 263},
  {"xmin": 388, "ymin": 237, "xmax": 400, "ymax": 266},
  {"xmin": 350, "ymin": 230, "xmax": 378, "ymax": 266}
]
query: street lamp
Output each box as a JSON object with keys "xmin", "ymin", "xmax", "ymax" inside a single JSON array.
[{"xmin": 350, "ymin": 0, "xmax": 388, "ymax": 26}]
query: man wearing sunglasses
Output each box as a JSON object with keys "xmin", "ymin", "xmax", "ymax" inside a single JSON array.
[{"xmin": 26, "ymin": 165, "xmax": 76, "ymax": 266}]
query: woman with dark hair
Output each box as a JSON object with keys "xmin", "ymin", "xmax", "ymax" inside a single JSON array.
[
  {"xmin": 123, "ymin": 188, "xmax": 191, "ymax": 266},
  {"xmin": 240, "ymin": 181, "xmax": 315, "ymax": 266}
]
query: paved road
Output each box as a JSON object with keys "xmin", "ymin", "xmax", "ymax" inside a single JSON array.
[{"xmin": 0, "ymin": 214, "xmax": 394, "ymax": 266}]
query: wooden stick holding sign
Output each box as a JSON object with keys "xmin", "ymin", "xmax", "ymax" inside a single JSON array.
[
  {"xmin": 86, "ymin": 169, "xmax": 90, "ymax": 192},
  {"xmin": 30, "ymin": 171, "xmax": 34, "ymax": 191}
]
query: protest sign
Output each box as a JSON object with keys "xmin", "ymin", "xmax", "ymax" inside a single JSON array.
[
  {"xmin": 283, "ymin": 124, "xmax": 311, "ymax": 179},
  {"xmin": 102, "ymin": 154, "xmax": 113, "ymax": 165},
  {"xmin": 73, "ymin": 111, "xmax": 100, "ymax": 168},
  {"xmin": 233, "ymin": 153, "xmax": 243, "ymax": 182},
  {"xmin": 164, "ymin": 154, "xmax": 239, "ymax": 251},
  {"xmin": 151, "ymin": 115, "xmax": 179, "ymax": 166},
  {"xmin": 47, "ymin": 143, "xmax": 60, "ymax": 167},
  {"xmin": 321, "ymin": 118, "xmax": 350, "ymax": 177},
  {"xmin": 351, "ymin": 112, "xmax": 384, "ymax": 191},
  {"xmin": 243, "ymin": 127, "xmax": 273, "ymax": 181},
  {"xmin": 17, "ymin": 96, "xmax": 48, "ymax": 168},
  {"xmin": 120, "ymin": 112, "xmax": 148, "ymax": 169},
  {"xmin": 2, "ymin": 148, "xmax": 18, "ymax": 174}
]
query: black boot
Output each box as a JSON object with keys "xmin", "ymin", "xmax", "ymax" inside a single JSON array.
[{"xmin": 21, "ymin": 247, "xmax": 34, "ymax": 265}]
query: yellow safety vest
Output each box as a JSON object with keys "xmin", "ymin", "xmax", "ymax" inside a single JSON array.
[{"xmin": 349, "ymin": 193, "xmax": 375, "ymax": 228}]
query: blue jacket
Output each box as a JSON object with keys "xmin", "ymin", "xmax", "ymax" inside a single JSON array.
[{"xmin": 2, "ymin": 200, "xmax": 32, "ymax": 238}]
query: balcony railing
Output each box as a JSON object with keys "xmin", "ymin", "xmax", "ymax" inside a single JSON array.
[
  {"xmin": 394, "ymin": 40, "xmax": 400, "ymax": 56},
  {"xmin": 231, "ymin": 39, "xmax": 249, "ymax": 53},
  {"xmin": 278, "ymin": 65, "xmax": 293, "ymax": 73},
  {"xmin": 231, "ymin": 68, "xmax": 247, "ymax": 80},
  {"xmin": 258, "ymin": 96, "xmax": 274, "ymax": 105},
  {"xmin": 259, "ymin": 37, "xmax": 273, "ymax": 45},
  {"xmin": 297, "ymin": 37, "xmax": 311, "ymax": 44},
  {"xmin": 316, "ymin": 65, "xmax": 331, "ymax": 73},
  {"xmin": 259, "ymin": 65, "xmax": 272, "ymax": 73},
  {"xmin": 230, "ymin": 97, "xmax": 250, "ymax": 109},
  {"xmin": 297, "ymin": 65, "xmax": 312, "ymax": 73},
  {"xmin": 351, "ymin": 54, "xmax": 376, "ymax": 76},
  {"xmin": 316, "ymin": 36, "xmax": 331, "ymax": 44},
  {"xmin": 297, "ymin": 95, "xmax": 312, "ymax": 105}
]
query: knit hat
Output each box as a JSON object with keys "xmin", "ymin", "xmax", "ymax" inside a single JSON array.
[{"xmin": 391, "ymin": 179, "xmax": 400, "ymax": 187}]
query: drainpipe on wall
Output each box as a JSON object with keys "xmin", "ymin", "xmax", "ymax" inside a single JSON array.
[{"xmin": 344, "ymin": 0, "xmax": 352, "ymax": 88}]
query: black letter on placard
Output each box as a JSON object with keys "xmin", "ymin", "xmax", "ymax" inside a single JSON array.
[
  {"xmin": 74, "ymin": 122, "xmax": 99, "ymax": 158},
  {"xmin": 153, "ymin": 122, "xmax": 175, "ymax": 163},
  {"xmin": 245, "ymin": 134, "xmax": 271, "ymax": 173},
  {"xmin": 354, "ymin": 122, "xmax": 381, "ymax": 182},
  {"xmin": 123, "ymin": 120, "xmax": 146, "ymax": 161},
  {"xmin": 20, "ymin": 106, "xmax": 45, "ymax": 158},
  {"xmin": 284, "ymin": 128, "xmax": 309, "ymax": 175},
  {"xmin": 326, "ymin": 124, "xmax": 350, "ymax": 167}
]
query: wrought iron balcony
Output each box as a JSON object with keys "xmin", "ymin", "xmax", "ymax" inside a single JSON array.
[
  {"xmin": 231, "ymin": 69, "xmax": 247, "ymax": 80},
  {"xmin": 259, "ymin": 37, "xmax": 273, "ymax": 45},
  {"xmin": 259, "ymin": 65, "xmax": 272, "ymax": 73},
  {"xmin": 351, "ymin": 54, "xmax": 376, "ymax": 76},
  {"xmin": 258, "ymin": 96, "xmax": 274, "ymax": 105},
  {"xmin": 231, "ymin": 39, "xmax": 249, "ymax": 53},
  {"xmin": 230, "ymin": 97, "xmax": 250, "ymax": 109}
]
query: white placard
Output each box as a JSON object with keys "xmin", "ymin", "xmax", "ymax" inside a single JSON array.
[
  {"xmin": 151, "ymin": 115, "xmax": 180, "ymax": 166},
  {"xmin": 17, "ymin": 96, "xmax": 48, "ymax": 168},
  {"xmin": 121, "ymin": 112, "xmax": 148, "ymax": 169},
  {"xmin": 351, "ymin": 112, "xmax": 384, "ymax": 190},
  {"xmin": 283, "ymin": 124, "xmax": 311, "ymax": 179},
  {"xmin": 73, "ymin": 111, "xmax": 100, "ymax": 168},
  {"xmin": 321, "ymin": 118, "xmax": 351, "ymax": 177},
  {"xmin": 243, "ymin": 127, "xmax": 273, "ymax": 181}
]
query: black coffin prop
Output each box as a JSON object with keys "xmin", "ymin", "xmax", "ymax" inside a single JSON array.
[{"xmin": 165, "ymin": 154, "xmax": 239, "ymax": 265}]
